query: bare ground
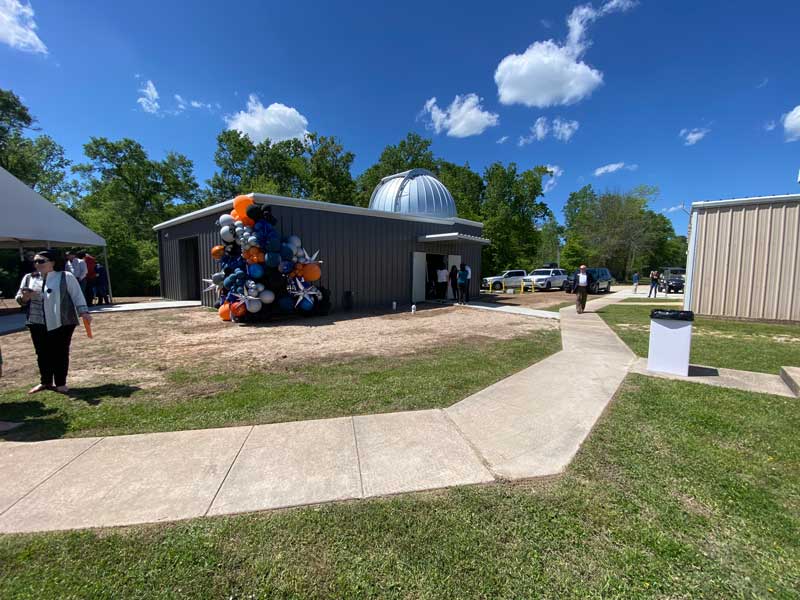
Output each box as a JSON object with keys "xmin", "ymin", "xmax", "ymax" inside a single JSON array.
[
  {"xmin": 477, "ymin": 290, "xmax": 576, "ymax": 308},
  {"xmin": 0, "ymin": 305, "xmax": 557, "ymax": 391}
]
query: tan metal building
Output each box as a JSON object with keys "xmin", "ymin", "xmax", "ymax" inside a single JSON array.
[{"xmin": 684, "ymin": 194, "xmax": 800, "ymax": 322}]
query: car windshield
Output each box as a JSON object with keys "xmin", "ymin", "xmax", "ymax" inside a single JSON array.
[{"xmin": 531, "ymin": 270, "xmax": 550, "ymax": 276}]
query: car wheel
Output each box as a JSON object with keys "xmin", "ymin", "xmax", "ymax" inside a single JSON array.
[
  {"xmin": 590, "ymin": 284, "xmax": 598, "ymax": 294},
  {"xmin": 545, "ymin": 281, "xmax": 551, "ymax": 290},
  {"xmin": 492, "ymin": 282, "xmax": 502, "ymax": 291},
  {"xmin": 560, "ymin": 281, "xmax": 566, "ymax": 290}
]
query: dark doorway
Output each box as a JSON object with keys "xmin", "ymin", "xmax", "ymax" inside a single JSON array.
[
  {"xmin": 178, "ymin": 237, "xmax": 201, "ymax": 300},
  {"xmin": 425, "ymin": 253, "xmax": 447, "ymax": 300}
]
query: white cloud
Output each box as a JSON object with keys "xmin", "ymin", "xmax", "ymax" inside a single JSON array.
[
  {"xmin": 519, "ymin": 116, "xmax": 579, "ymax": 145},
  {"xmin": 137, "ymin": 80, "xmax": 160, "ymax": 114},
  {"xmin": 190, "ymin": 100, "xmax": 212, "ymax": 109},
  {"xmin": 494, "ymin": 0, "xmax": 635, "ymax": 108},
  {"xmin": 594, "ymin": 161, "xmax": 638, "ymax": 176},
  {"xmin": 422, "ymin": 94, "xmax": 499, "ymax": 138},
  {"xmin": 764, "ymin": 120, "xmax": 776, "ymax": 132},
  {"xmin": 782, "ymin": 105, "xmax": 800, "ymax": 142},
  {"xmin": 756, "ymin": 77, "xmax": 769, "ymax": 89},
  {"xmin": 679, "ymin": 127, "xmax": 710, "ymax": 146},
  {"xmin": 0, "ymin": 0, "xmax": 47, "ymax": 54},
  {"xmin": 225, "ymin": 94, "xmax": 309, "ymax": 143},
  {"xmin": 543, "ymin": 164, "xmax": 563, "ymax": 194},
  {"xmin": 594, "ymin": 162, "xmax": 624, "ymax": 176},
  {"xmin": 552, "ymin": 117, "xmax": 579, "ymax": 141},
  {"xmin": 540, "ymin": 19, "xmax": 552, "ymax": 29},
  {"xmin": 174, "ymin": 94, "xmax": 187, "ymax": 111},
  {"xmin": 662, "ymin": 204, "xmax": 685, "ymax": 214},
  {"xmin": 496, "ymin": 135, "xmax": 509, "ymax": 144}
]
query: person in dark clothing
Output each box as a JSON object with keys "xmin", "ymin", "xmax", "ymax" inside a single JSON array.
[
  {"xmin": 449, "ymin": 265, "xmax": 459, "ymax": 301},
  {"xmin": 457, "ymin": 263, "xmax": 470, "ymax": 304},
  {"xmin": 15, "ymin": 249, "xmax": 91, "ymax": 394},
  {"xmin": 648, "ymin": 269, "xmax": 659, "ymax": 298},
  {"xmin": 94, "ymin": 262, "xmax": 110, "ymax": 305},
  {"xmin": 19, "ymin": 251, "xmax": 35, "ymax": 278},
  {"xmin": 573, "ymin": 264, "xmax": 594, "ymax": 314}
]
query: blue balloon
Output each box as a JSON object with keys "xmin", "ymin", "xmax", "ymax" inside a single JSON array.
[
  {"xmin": 248, "ymin": 263, "xmax": 264, "ymax": 279},
  {"xmin": 265, "ymin": 252, "xmax": 281, "ymax": 267},
  {"xmin": 254, "ymin": 221, "xmax": 265, "ymax": 231},
  {"xmin": 278, "ymin": 296, "xmax": 295, "ymax": 312},
  {"xmin": 298, "ymin": 297, "xmax": 314, "ymax": 312},
  {"xmin": 279, "ymin": 243, "xmax": 295, "ymax": 260},
  {"xmin": 223, "ymin": 273, "xmax": 238, "ymax": 289},
  {"xmin": 267, "ymin": 238, "xmax": 281, "ymax": 252},
  {"xmin": 278, "ymin": 260, "xmax": 294, "ymax": 274}
]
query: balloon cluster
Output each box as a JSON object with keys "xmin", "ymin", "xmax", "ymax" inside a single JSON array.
[{"xmin": 208, "ymin": 195, "xmax": 329, "ymax": 322}]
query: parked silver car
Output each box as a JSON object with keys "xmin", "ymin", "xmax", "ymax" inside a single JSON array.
[
  {"xmin": 524, "ymin": 268, "xmax": 568, "ymax": 291},
  {"xmin": 482, "ymin": 269, "xmax": 528, "ymax": 291}
]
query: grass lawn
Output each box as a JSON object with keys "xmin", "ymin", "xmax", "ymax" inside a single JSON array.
[
  {"xmin": 598, "ymin": 304, "xmax": 800, "ymax": 373},
  {"xmin": 0, "ymin": 329, "xmax": 561, "ymax": 441},
  {"xmin": 2, "ymin": 375, "xmax": 798, "ymax": 598},
  {"xmin": 621, "ymin": 297, "xmax": 683, "ymax": 303}
]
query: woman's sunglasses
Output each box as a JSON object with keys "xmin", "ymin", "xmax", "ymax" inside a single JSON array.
[{"xmin": 33, "ymin": 258, "xmax": 51, "ymax": 265}]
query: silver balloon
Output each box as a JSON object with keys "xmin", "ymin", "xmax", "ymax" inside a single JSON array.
[
  {"xmin": 220, "ymin": 226, "xmax": 235, "ymax": 243},
  {"xmin": 287, "ymin": 235, "xmax": 302, "ymax": 248},
  {"xmin": 234, "ymin": 221, "xmax": 243, "ymax": 228},
  {"xmin": 245, "ymin": 298, "xmax": 262, "ymax": 313},
  {"xmin": 255, "ymin": 283, "xmax": 265, "ymax": 292},
  {"xmin": 218, "ymin": 214, "xmax": 235, "ymax": 227},
  {"xmin": 259, "ymin": 290, "xmax": 275, "ymax": 304},
  {"xmin": 211, "ymin": 272, "xmax": 225, "ymax": 284}
]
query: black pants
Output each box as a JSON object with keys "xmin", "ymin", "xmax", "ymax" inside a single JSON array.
[
  {"xmin": 450, "ymin": 281, "xmax": 458, "ymax": 300},
  {"xmin": 436, "ymin": 281, "xmax": 448, "ymax": 299},
  {"xmin": 458, "ymin": 283, "xmax": 469, "ymax": 303},
  {"xmin": 28, "ymin": 324, "xmax": 76, "ymax": 387},
  {"xmin": 648, "ymin": 281, "xmax": 658, "ymax": 298}
]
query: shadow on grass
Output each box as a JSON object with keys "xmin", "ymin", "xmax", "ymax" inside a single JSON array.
[
  {"xmin": 67, "ymin": 384, "xmax": 141, "ymax": 405},
  {"xmin": 0, "ymin": 400, "xmax": 67, "ymax": 441}
]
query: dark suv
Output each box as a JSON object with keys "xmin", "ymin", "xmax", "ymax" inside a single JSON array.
[
  {"xmin": 565, "ymin": 267, "xmax": 613, "ymax": 294},
  {"xmin": 658, "ymin": 267, "xmax": 685, "ymax": 293}
]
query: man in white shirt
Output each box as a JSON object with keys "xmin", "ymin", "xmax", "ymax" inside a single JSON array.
[
  {"xmin": 464, "ymin": 264, "xmax": 472, "ymax": 302},
  {"xmin": 574, "ymin": 264, "xmax": 593, "ymax": 314},
  {"xmin": 65, "ymin": 251, "xmax": 88, "ymax": 294},
  {"xmin": 436, "ymin": 265, "xmax": 449, "ymax": 299}
]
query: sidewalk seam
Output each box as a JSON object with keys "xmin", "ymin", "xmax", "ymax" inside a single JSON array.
[
  {"xmin": 351, "ymin": 417, "xmax": 365, "ymax": 499},
  {"xmin": 440, "ymin": 409, "xmax": 499, "ymax": 481},
  {"xmin": 0, "ymin": 436, "xmax": 105, "ymax": 518},
  {"xmin": 203, "ymin": 425, "xmax": 254, "ymax": 517}
]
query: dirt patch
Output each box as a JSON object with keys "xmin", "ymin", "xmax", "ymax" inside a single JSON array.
[
  {"xmin": 0, "ymin": 305, "xmax": 557, "ymax": 391},
  {"xmin": 478, "ymin": 290, "xmax": 576, "ymax": 308}
]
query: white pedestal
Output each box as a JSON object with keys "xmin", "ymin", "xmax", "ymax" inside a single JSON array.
[{"xmin": 647, "ymin": 318, "xmax": 693, "ymax": 376}]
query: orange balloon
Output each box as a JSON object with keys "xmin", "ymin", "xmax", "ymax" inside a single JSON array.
[
  {"xmin": 231, "ymin": 301, "xmax": 247, "ymax": 318},
  {"xmin": 211, "ymin": 245, "xmax": 225, "ymax": 260},
  {"xmin": 302, "ymin": 263, "xmax": 321, "ymax": 281},
  {"xmin": 218, "ymin": 302, "xmax": 231, "ymax": 321},
  {"xmin": 240, "ymin": 215, "xmax": 255, "ymax": 228},
  {"xmin": 233, "ymin": 195, "xmax": 254, "ymax": 215},
  {"xmin": 230, "ymin": 209, "xmax": 240, "ymax": 221}
]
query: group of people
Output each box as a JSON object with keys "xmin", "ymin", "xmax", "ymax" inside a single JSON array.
[
  {"xmin": 21, "ymin": 249, "xmax": 111, "ymax": 306},
  {"xmin": 433, "ymin": 263, "xmax": 472, "ymax": 304},
  {"xmin": 13, "ymin": 249, "xmax": 93, "ymax": 394},
  {"xmin": 631, "ymin": 270, "xmax": 660, "ymax": 297}
]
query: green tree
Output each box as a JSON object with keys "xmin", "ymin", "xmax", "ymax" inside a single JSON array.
[
  {"xmin": 481, "ymin": 162, "xmax": 551, "ymax": 274},
  {"xmin": 437, "ymin": 161, "xmax": 484, "ymax": 221},
  {"xmin": 355, "ymin": 133, "xmax": 437, "ymax": 206},
  {"xmin": 205, "ymin": 129, "xmax": 256, "ymax": 203},
  {"xmin": 304, "ymin": 133, "xmax": 356, "ymax": 204},
  {"xmin": 73, "ymin": 138, "xmax": 200, "ymax": 294}
]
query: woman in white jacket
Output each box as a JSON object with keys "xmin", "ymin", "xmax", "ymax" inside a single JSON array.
[{"xmin": 16, "ymin": 249, "xmax": 92, "ymax": 394}]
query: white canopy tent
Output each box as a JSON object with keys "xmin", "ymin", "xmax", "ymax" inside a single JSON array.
[{"xmin": 0, "ymin": 166, "xmax": 113, "ymax": 300}]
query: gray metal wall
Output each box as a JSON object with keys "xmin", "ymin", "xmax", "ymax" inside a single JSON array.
[
  {"xmin": 689, "ymin": 199, "xmax": 800, "ymax": 321},
  {"xmin": 158, "ymin": 204, "xmax": 484, "ymax": 310}
]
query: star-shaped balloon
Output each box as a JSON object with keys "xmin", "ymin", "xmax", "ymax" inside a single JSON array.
[{"xmin": 289, "ymin": 277, "xmax": 322, "ymax": 307}]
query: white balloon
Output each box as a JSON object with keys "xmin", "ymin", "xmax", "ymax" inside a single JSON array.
[
  {"xmin": 259, "ymin": 290, "xmax": 275, "ymax": 304},
  {"xmin": 218, "ymin": 214, "xmax": 235, "ymax": 227},
  {"xmin": 234, "ymin": 221, "xmax": 243, "ymax": 228},
  {"xmin": 287, "ymin": 235, "xmax": 301, "ymax": 248},
  {"xmin": 220, "ymin": 226, "xmax": 235, "ymax": 243},
  {"xmin": 245, "ymin": 298, "xmax": 262, "ymax": 313},
  {"xmin": 255, "ymin": 283, "xmax": 265, "ymax": 292},
  {"xmin": 248, "ymin": 236, "xmax": 259, "ymax": 245}
]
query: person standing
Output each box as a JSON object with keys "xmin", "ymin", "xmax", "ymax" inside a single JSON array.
[
  {"xmin": 66, "ymin": 251, "xmax": 88, "ymax": 296},
  {"xmin": 457, "ymin": 263, "xmax": 470, "ymax": 304},
  {"xmin": 79, "ymin": 251, "xmax": 97, "ymax": 305},
  {"xmin": 436, "ymin": 264, "xmax": 449, "ymax": 300},
  {"xmin": 94, "ymin": 262, "xmax": 110, "ymax": 305},
  {"xmin": 464, "ymin": 263, "xmax": 472, "ymax": 302},
  {"xmin": 648, "ymin": 269, "xmax": 659, "ymax": 298},
  {"xmin": 16, "ymin": 250, "xmax": 91, "ymax": 394},
  {"xmin": 632, "ymin": 271, "xmax": 640, "ymax": 294},
  {"xmin": 573, "ymin": 264, "xmax": 593, "ymax": 314},
  {"xmin": 449, "ymin": 265, "xmax": 459, "ymax": 301}
]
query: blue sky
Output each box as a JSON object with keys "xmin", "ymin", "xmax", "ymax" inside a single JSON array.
[{"xmin": 2, "ymin": 0, "xmax": 799, "ymax": 234}]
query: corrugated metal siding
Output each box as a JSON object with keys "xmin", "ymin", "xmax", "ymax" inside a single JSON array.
[
  {"xmin": 158, "ymin": 204, "xmax": 485, "ymax": 310},
  {"xmin": 690, "ymin": 200, "xmax": 800, "ymax": 321}
]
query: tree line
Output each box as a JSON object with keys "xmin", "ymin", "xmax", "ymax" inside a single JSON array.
[{"xmin": 0, "ymin": 87, "xmax": 685, "ymax": 297}]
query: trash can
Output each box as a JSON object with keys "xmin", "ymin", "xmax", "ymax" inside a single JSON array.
[{"xmin": 647, "ymin": 309, "xmax": 694, "ymax": 376}]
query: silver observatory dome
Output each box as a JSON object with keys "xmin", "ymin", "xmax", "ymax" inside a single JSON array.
[{"xmin": 368, "ymin": 169, "xmax": 457, "ymax": 219}]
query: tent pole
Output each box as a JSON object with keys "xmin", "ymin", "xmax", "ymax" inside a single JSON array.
[{"xmin": 103, "ymin": 246, "xmax": 115, "ymax": 304}]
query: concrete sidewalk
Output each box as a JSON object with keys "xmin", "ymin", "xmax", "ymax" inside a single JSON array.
[{"xmin": 0, "ymin": 292, "xmax": 635, "ymax": 534}]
